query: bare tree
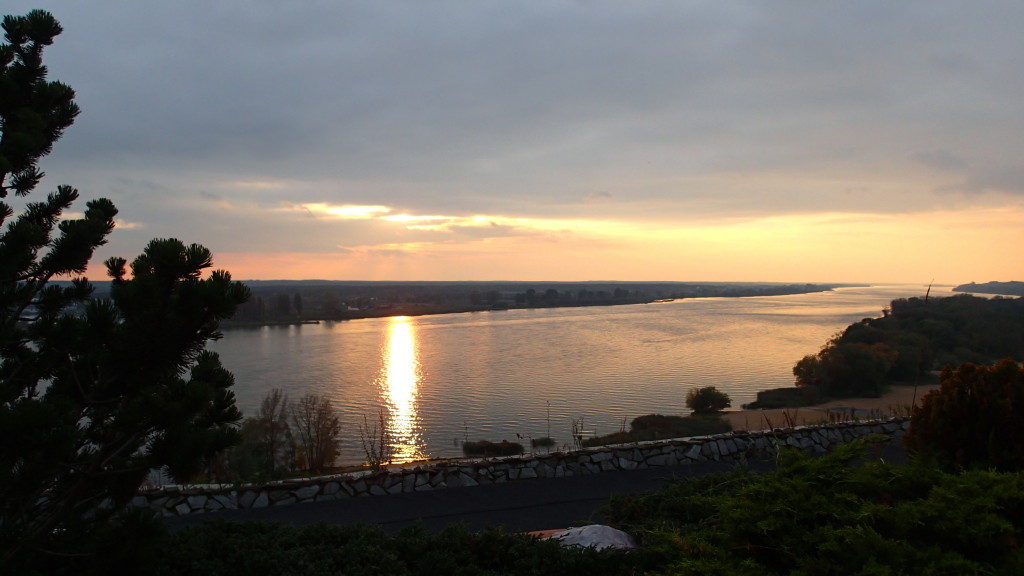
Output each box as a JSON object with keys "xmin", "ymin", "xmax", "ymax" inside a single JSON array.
[
  {"xmin": 360, "ymin": 408, "xmax": 392, "ymax": 471},
  {"xmin": 290, "ymin": 394, "xmax": 341, "ymax": 473},
  {"xmin": 256, "ymin": 389, "xmax": 293, "ymax": 472}
]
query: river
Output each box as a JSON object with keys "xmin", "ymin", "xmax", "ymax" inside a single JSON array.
[{"xmin": 212, "ymin": 283, "xmax": 951, "ymax": 465}]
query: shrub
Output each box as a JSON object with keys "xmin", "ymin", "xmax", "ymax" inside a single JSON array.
[
  {"xmin": 604, "ymin": 442, "xmax": 1024, "ymax": 575},
  {"xmin": 742, "ymin": 386, "xmax": 819, "ymax": 409},
  {"xmin": 24, "ymin": 521, "xmax": 640, "ymax": 576},
  {"xmin": 904, "ymin": 359, "xmax": 1024, "ymax": 470},
  {"xmin": 531, "ymin": 436, "xmax": 555, "ymax": 448},
  {"xmin": 462, "ymin": 440, "xmax": 524, "ymax": 457},
  {"xmin": 685, "ymin": 386, "xmax": 731, "ymax": 414}
]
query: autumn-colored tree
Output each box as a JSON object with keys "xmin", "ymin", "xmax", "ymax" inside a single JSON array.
[{"xmin": 904, "ymin": 359, "xmax": 1024, "ymax": 470}]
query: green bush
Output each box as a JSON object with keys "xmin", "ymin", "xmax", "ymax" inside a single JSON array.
[
  {"xmin": 685, "ymin": 386, "xmax": 731, "ymax": 414},
  {"xmin": 462, "ymin": 440, "xmax": 524, "ymax": 457},
  {"xmin": 904, "ymin": 359, "xmax": 1024, "ymax": 470},
  {"xmin": 605, "ymin": 441, "xmax": 1024, "ymax": 575}
]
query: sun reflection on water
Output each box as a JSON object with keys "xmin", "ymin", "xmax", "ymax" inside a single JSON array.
[{"xmin": 377, "ymin": 316, "xmax": 425, "ymax": 463}]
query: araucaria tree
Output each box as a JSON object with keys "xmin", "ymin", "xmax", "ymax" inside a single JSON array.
[{"xmin": 0, "ymin": 10, "xmax": 248, "ymax": 563}]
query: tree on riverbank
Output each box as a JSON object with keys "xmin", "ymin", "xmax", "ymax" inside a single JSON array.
[
  {"xmin": 0, "ymin": 11, "xmax": 247, "ymax": 565},
  {"xmin": 215, "ymin": 390, "xmax": 343, "ymax": 480},
  {"xmin": 686, "ymin": 386, "xmax": 731, "ymax": 414}
]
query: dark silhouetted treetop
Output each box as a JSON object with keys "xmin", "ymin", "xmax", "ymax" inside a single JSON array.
[
  {"xmin": 0, "ymin": 10, "xmax": 79, "ymax": 198},
  {"xmin": 0, "ymin": 10, "xmax": 249, "ymax": 567}
]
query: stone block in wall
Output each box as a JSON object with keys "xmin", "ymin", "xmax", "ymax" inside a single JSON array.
[
  {"xmin": 238, "ymin": 490, "xmax": 256, "ymax": 508},
  {"xmin": 645, "ymin": 454, "xmax": 671, "ymax": 467},
  {"xmin": 294, "ymin": 485, "xmax": 319, "ymax": 501},
  {"xmin": 252, "ymin": 492, "xmax": 269, "ymax": 508},
  {"xmin": 685, "ymin": 444, "xmax": 704, "ymax": 462}
]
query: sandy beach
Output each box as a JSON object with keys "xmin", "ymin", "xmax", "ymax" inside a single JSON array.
[{"xmin": 726, "ymin": 384, "xmax": 939, "ymax": 431}]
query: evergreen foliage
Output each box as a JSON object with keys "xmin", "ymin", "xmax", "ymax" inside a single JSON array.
[
  {"xmin": 149, "ymin": 523, "xmax": 639, "ymax": 576},
  {"xmin": 904, "ymin": 359, "xmax": 1024, "ymax": 470},
  {"xmin": 0, "ymin": 10, "xmax": 248, "ymax": 563},
  {"xmin": 605, "ymin": 442, "xmax": 1024, "ymax": 575}
]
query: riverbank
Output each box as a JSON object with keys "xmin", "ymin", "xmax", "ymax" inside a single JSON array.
[{"xmin": 725, "ymin": 384, "xmax": 937, "ymax": 431}]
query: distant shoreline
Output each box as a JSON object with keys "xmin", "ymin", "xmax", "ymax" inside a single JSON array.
[{"xmin": 221, "ymin": 283, "xmax": 849, "ymax": 328}]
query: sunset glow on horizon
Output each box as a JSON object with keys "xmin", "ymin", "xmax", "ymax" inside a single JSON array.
[{"xmin": 11, "ymin": 1, "xmax": 1023, "ymax": 286}]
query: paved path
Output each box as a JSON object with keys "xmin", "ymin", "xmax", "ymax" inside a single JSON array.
[{"xmin": 169, "ymin": 440, "xmax": 905, "ymax": 533}]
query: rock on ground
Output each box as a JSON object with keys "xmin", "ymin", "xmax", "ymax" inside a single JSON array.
[{"xmin": 550, "ymin": 524, "xmax": 637, "ymax": 551}]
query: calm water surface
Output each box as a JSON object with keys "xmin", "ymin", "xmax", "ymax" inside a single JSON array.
[{"xmin": 213, "ymin": 284, "xmax": 951, "ymax": 465}]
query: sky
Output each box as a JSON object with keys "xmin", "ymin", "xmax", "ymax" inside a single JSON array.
[{"xmin": 6, "ymin": 1, "xmax": 1023, "ymax": 283}]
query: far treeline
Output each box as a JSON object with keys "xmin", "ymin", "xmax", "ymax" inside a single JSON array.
[
  {"xmin": 748, "ymin": 293, "xmax": 1024, "ymax": 408},
  {"xmin": 218, "ymin": 281, "xmax": 843, "ymax": 325}
]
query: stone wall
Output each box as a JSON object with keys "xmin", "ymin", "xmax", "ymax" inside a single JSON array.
[{"xmin": 133, "ymin": 418, "xmax": 909, "ymax": 517}]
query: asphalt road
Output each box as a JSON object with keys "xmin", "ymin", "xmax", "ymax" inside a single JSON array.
[{"xmin": 168, "ymin": 440, "xmax": 906, "ymax": 534}]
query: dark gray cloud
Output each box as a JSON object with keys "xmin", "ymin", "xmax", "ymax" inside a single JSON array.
[{"xmin": 5, "ymin": 0, "xmax": 1023, "ymax": 259}]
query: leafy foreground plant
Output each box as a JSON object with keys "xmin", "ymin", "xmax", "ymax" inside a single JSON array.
[
  {"xmin": 605, "ymin": 441, "xmax": 1024, "ymax": 575},
  {"xmin": 147, "ymin": 522, "xmax": 639, "ymax": 576}
]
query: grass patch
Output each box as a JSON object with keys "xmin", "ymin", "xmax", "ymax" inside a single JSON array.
[
  {"xmin": 583, "ymin": 414, "xmax": 731, "ymax": 447},
  {"xmin": 742, "ymin": 386, "xmax": 819, "ymax": 409},
  {"xmin": 461, "ymin": 440, "xmax": 524, "ymax": 457}
]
